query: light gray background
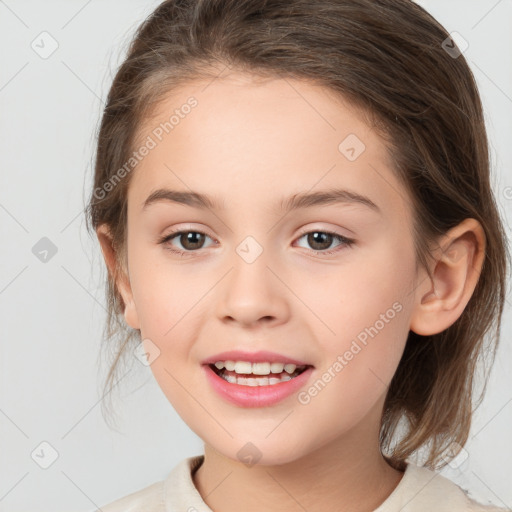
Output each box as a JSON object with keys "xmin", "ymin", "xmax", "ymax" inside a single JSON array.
[{"xmin": 1, "ymin": 1, "xmax": 511, "ymax": 510}]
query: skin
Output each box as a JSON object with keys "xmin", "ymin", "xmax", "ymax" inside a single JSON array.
[{"xmin": 97, "ymin": 71, "xmax": 486, "ymax": 512}]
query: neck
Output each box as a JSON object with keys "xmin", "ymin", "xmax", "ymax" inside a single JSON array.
[{"xmin": 192, "ymin": 411, "xmax": 404, "ymax": 512}]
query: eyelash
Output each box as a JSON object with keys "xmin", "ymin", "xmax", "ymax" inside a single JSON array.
[{"xmin": 157, "ymin": 227, "xmax": 355, "ymax": 258}]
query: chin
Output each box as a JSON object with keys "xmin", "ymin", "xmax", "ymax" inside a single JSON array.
[{"xmin": 209, "ymin": 438, "xmax": 310, "ymax": 468}]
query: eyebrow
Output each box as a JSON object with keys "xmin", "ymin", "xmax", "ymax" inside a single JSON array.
[{"xmin": 142, "ymin": 187, "xmax": 381, "ymax": 214}]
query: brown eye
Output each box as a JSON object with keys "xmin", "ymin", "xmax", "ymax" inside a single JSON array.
[
  {"xmin": 159, "ymin": 230, "xmax": 215, "ymax": 255},
  {"xmin": 295, "ymin": 229, "xmax": 355, "ymax": 255},
  {"xmin": 174, "ymin": 231, "xmax": 206, "ymax": 250},
  {"xmin": 305, "ymin": 232, "xmax": 334, "ymax": 251}
]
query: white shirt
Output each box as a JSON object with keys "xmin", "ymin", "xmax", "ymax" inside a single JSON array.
[{"xmin": 97, "ymin": 455, "xmax": 509, "ymax": 511}]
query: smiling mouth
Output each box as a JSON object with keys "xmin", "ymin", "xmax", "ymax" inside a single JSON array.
[{"xmin": 208, "ymin": 363, "xmax": 311, "ymax": 386}]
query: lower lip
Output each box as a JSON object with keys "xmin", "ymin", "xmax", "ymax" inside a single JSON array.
[{"xmin": 203, "ymin": 364, "xmax": 314, "ymax": 408}]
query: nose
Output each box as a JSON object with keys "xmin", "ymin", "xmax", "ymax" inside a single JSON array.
[{"xmin": 215, "ymin": 253, "xmax": 291, "ymax": 329}]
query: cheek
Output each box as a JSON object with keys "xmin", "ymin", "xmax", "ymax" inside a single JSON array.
[
  {"xmin": 301, "ymin": 240, "xmax": 414, "ymax": 388},
  {"xmin": 297, "ymin": 303, "xmax": 411, "ymax": 436},
  {"xmin": 128, "ymin": 242, "xmax": 192, "ymax": 329},
  {"xmin": 128, "ymin": 245, "xmax": 207, "ymax": 370},
  {"xmin": 297, "ymin": 239, "xmax": 413, "ymax": 337}
]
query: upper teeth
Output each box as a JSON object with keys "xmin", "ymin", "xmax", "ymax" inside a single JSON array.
[{"xmin": 213, "ymin": 361, "xmax": 303, "ymax": 375}]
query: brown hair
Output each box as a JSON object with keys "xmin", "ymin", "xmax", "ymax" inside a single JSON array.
[{"xmin": 86, "ymin": 0, "xmax": 510, "ymax": 469}]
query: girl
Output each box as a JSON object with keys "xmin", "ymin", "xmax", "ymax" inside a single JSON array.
[{"xmin": 87, "ymin": 0, "xmax": 510, "ymax": 510}]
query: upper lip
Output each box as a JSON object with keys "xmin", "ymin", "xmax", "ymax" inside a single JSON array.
[{"xmin": 202, "ymin": 350, "xmax": 313, "ymax": 367}]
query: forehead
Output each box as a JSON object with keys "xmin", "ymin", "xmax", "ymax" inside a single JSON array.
[{"xmin": 128, "ymin": 73, "xmax": 411, "ymax": 221}]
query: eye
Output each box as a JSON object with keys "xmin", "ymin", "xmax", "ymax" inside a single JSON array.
[
  {"xmin": 158, "ymin": 228, "xmax": 216, "ymax": 256},
  {"xmin": 294, "ymin": 228, "xmax": 355, "ymax": 256},
  {"xmin": 158, "ymin": 227, "xmax": 355, "ymax": 257}
]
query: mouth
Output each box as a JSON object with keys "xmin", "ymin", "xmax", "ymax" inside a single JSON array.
[
  {"xmin": 203, "ymin": 359, "xmax": 315, "ymax": 407},
  {"xmin": 207, "ymin": 362, "xmax": 313, "ymax": 387}
]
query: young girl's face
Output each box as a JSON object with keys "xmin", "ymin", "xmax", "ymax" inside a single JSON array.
[{"xmin": 118, "ymin": 72, "xmax": 424, "ymax": 465}]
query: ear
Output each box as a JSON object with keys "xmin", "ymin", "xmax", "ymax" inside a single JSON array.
[
  {"xmin": 409, "ymin": 218, "xmax": 486, "ymax": 336},
  {"xmin": 96, "ymin": 224, "xmax": 140, "ymax": 330}
]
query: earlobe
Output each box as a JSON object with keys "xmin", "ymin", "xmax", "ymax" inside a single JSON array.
[
  {"xmin": 96, "ymin": 224, "xmax": 141, "ymax": 330},
  {"xmin": 123, "ymin": 297, "xmax": 141, "ymax": 330},
  {"xmin": 409, "ymin": 218, "xmax": 486, "ymax": 336}
]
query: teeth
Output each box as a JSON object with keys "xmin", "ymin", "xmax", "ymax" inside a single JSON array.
[
  {"xmin": 284, "ymin": 364, "xmax": 297, "ymax": 374},
  {"xmin": 270, "ymin": 362, "xmax": 284, "ymax": 373},
  {"xmin": 252, "ymin": 362, "xmax": 271, "ymax": 375},
  {"xmin": 225, "ymin": 361, "xmax": 236, "ymax": 371},
  {"xmin": 212, "ymin": 360, "xmax": 301, "ymax": 375},
  {"xmin": 221, "ymin": 372, "xmax": 294, "ymax": 386},
  {"xmin": 234, "ymin": 361, "xmax": 252, "ymax": 374},
  {"xmin": 210, "ymin": 360, "xmax": 309, "ymax": 386}
]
